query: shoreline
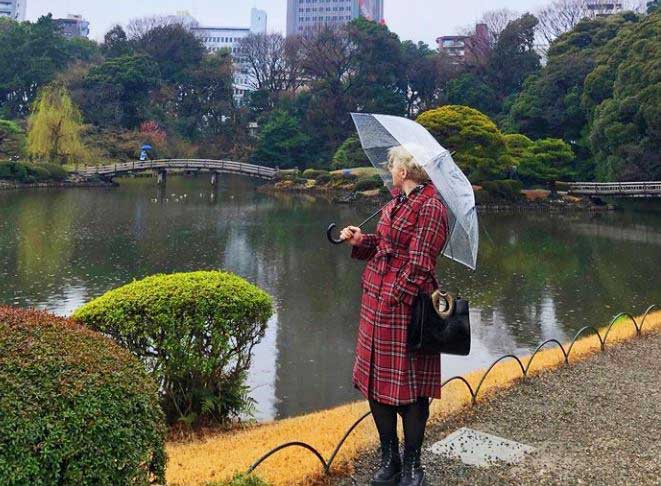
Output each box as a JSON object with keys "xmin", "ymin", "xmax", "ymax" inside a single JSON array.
[
  {"xmin": 257, "ymin": 182, "xmax": 617, "ymax": 212},
  {"xmin": 1, "ymin": 175, "xmax": 618, "ymax": 213},
  {"xmin": 0, "ymin": 178, "xmax": 117, "ymax": 191}
]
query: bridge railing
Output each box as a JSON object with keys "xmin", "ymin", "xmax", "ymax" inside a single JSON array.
[
  {"xmin": 78, "ymin": 159, "xmax": 278, "ymax": 179},
  {"xmin": 567, "ymin": 181, "xmax": 661, "ymax": 196}
]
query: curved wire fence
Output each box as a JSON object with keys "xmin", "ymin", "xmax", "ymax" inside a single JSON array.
[{"xmin": 246, "ymin": 304, "xmax": 658, "ymax": 476}]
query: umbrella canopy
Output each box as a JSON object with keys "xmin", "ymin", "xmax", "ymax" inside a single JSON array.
[
  {"xmin": 141, "ymin": 144, "xmax": 153, "ymax": 151},
  {"xmin": 351, "ymin": 113, "xmax": 479, "ymax": 270}
]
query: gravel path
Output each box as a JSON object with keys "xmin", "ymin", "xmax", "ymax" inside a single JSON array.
[{"xmin": 332, "ymin": 332, "xmax": 661, "ymax": 485}]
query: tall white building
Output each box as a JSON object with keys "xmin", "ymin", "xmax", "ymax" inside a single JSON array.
[
  {"xmin": 189, "ymin": 8, "xmax": 268, "ymax": 104},
  {"xmin": 286, "ymin": 0, "xmax": 384, "ymax": 36},
  {"xmin": 0, "ymin": 0, "xmax": 27, "ymax": 21}
]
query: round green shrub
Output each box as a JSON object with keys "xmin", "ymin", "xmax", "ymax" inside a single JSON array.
[
  {"xmin": 481, "ymin": 179, "xmax": 524, "ymax": 202},
  {"xmin": 73, "ymin": 271, "xmax": 274, "ymax": 427},
  {"xmin": 0, "ymin": 306, "xmax": 166, "ymax": 485},
  {"xmin": 354, "ymin": 175, "xmax": 384, "ymax": 191}
]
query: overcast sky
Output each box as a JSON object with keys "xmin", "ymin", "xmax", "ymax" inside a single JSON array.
[{"xmin": 27, "ymin": 0, "xmax": 550, "ymax": 45}]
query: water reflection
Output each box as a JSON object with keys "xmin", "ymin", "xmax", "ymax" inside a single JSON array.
[{"xmin": 0, "ymin": 176, "xmax": 659, "ymax": 421}]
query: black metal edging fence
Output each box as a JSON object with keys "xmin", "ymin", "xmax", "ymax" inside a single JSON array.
[{"xmin": 246, "ymin": 304, "xmax": 658, "ymax": 477}]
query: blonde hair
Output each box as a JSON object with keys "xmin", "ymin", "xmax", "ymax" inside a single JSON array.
[{"xmin": 386, "ymin": 146, "xmax": 430, "ymax": 183}]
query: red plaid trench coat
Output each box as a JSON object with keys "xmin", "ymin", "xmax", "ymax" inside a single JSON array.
[{"xmin": 351, "ymin": 182, "xmax": 448, "ymax": 405}]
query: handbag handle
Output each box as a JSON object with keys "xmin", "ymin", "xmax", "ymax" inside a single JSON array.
[{"xmin": 432, "ymin": 290, "xmax": 455, "ymax": 319}]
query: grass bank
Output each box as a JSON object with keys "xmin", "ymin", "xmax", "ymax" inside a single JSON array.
[{"xmin": 165, "ymin": 308, "xmax": 660, "ymax": 486}]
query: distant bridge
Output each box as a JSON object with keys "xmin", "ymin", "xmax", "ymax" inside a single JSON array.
[
  {"xmin": 566, "ymin": 182, "xmax": 661, "ymax": 198},
  {"xmin": 78, "ymin": 159, "xmax": 278, "ymax": 184}
]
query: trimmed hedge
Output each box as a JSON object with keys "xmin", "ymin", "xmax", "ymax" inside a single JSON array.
[
  {"xmin": 73, "ymin": 271, "xmax": 274, "ymax": 427},
  {"xmin": 0, "ymin": 306, "xmax": 166, "ymax": 485}
]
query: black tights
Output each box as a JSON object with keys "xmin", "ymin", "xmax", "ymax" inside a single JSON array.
[{"xmin": 369, "ymin": 397, "xmax": 430, "ymax": 450}]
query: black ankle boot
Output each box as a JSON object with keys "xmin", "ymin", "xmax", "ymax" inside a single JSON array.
[
  {"xmin": 399, "ymin": 446, "xmax": 425, "ymax": 486},
  {"xmin": 371, "ymin": 438, "xmax": 401, "ymax": 486}
]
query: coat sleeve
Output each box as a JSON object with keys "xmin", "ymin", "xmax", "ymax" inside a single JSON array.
[
  {"xmin": 351, "ymin": 233, "xmax": 380, "ymax": 261},
  {"xmin": 392, "ymin": 199, "xmax": 447, "ymax": 306}
]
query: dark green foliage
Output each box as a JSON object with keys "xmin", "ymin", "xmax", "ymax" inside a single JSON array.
[
  {"xmin": 135, "ymin": 24, "xmax": 205, "ymax": 83},
  {"xmin": 507, "ymin": 14, "xmax": 642, "ymax": 152},
  {"xmin": 487, "ymin": 13, "xmax": 541, "ymax": 100},
  {"xmin": 505, "ymin": 133, "xmax": 576, "ymax": 185},
  {"xmin": 585, "ymin": 11, "xmax": 660, "ymax": 181},
  {"xmin": 73, "ymin": 271, "xmax": 274, "ymax": 427},
  {"xmin": 253, "ymin": 110, "xmax": 310, "ymax": 169},
  {"xmin": 0, "ymin": 306, "xmax": 166, "ymax": 485},
  {"xmin": 331, "ymin": 135, "xmax": 370, "ymax": 169},
  {"xmin": 0, "ymin": 161, "xmax": 70, "ymax": 182},
  {"xmin": 84, "ymin": 54, "xmax": 161, "ymax": 129},
  {"xmin": 0, "ymin": 119, "xmax": 25, "ymax": 158},
  {"xmin": 0, "ymin": 16, "xmax": 98, "ymax": 117},
  {"xmin": 354, "ymin": 175, "xmax": 384, "ymax": 191},
  {"xmin": 481, "ymin": 180, "xmax": 524, "ymax": 202},
  {"xmin": 447, "ymin": 74, "xmax": 501, "ymax": 118},
  {"xmin": 103, "ymin": 25, "xmax": 131, "ymax": 58}
]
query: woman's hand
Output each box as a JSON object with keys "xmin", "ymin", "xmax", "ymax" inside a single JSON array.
[{"xmin": 340, "ymin": 226, "xmax": 364, "ymax": 246}]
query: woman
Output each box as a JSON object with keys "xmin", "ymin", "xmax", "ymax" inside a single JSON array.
[{"xmin": 340, "ymin": 146, "xmax": 448, "ymax": 486}]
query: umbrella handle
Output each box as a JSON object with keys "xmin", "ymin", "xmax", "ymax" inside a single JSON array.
[{"xmin": 326, "ymin": 223, "xmax": 345, "ymax": 245}]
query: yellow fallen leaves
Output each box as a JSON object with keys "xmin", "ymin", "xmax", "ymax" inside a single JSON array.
[{"xmin": 166, "ymin": 309, "xmax": 660, "ymax": 486}]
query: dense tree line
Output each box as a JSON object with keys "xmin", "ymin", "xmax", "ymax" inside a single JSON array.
[{"xmin": 0, "ymin": 4, "xmax": 658, "ymax": 182}]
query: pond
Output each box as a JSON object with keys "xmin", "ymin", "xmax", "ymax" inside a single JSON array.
[{"xmin": 0, "ymin": 175, "xmax": 659, "ymax": 421}]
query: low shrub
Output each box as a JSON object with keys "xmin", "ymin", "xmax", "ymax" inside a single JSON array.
[
  {"xmin": 0, "ymin": 306, "xmax": 166, "ymax": 485},
  {"xmin": 315, "ymin": 174, "xmax": 332, "ymax": 185},
  {"xmin": 481, "ymin": 179, "xmax": 523, "ymax": 202},
  {"xmin": 207, "ymin": 473, "xmax": 270, "ymax": 486},
  {"xmin": 41, "ymin": 163, "xmax": 68, "ymax": 181},
  {"xmin": 354, "ymin": 175, "xmax": 383, "ymax": 191},
  {"xmin": 0, "ymin": 161, "xmax": 69, "ymax": 182},
  {"xmin": 24, "ymin": 163, "xmax": 51, "ymax": 181},
  {"xmin": 73, "ymin": 271, "xmax": 274, "ymax": 427},
  {"xmin": 302, "ymin": 169, "xmax": 329, "ymax": 179}
]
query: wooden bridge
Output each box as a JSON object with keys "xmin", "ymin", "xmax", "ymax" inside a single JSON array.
[
  {"xmin": 566, "ymin": 182, "xmax": 661, "ymax": 198},
  {"xmin": 78, "ymin": 159, "xmax": 278, "ymax": 184}
]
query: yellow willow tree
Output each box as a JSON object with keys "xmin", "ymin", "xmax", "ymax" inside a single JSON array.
[{"xmin": 27, "ymin": 84, "xmax": 87, "ymax": 165}]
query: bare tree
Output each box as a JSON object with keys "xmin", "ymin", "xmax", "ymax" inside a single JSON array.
[
  {"xmin": 480, "ymin": 8, "xmax": 520, "ymax": 47},
  {"xmin": 126, "ymin": 15, "xmax": 194, "ymax": 40},
  {"xmin": 536, "ymin": 0, "xmax": 590, "ymax": 46},
  {"xmin": 298, "ymin": 25, "xmax": 357, "ymax": 94},
  {"xmin": 237, "ymin": 33, "xmax": 304, "ymax": 93}
]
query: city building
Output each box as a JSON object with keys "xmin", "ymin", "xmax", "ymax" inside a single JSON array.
[
  {"xmin": 436, "ymin": 23, "xmax": 489, "ymax": 65},
  {"xmin": 189, "ymin": 8, "xmax": 268, "ymax": 104},
  {"xmin": 0, "ymin": 0, "xmax": 27, "ymax": 21},
  {"xmin": 54, "ymin": 14, "xmax": 90, "ymax": 39},
  {"xmin": 586, "ymin": 0, "xmax": 623, "ymax": 16},
  {"xmin": 286, "ymin": 0, "xmax": 384, "ymax": 36}
]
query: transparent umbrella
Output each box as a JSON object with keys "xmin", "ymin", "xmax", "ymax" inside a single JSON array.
[{"xmin": 326, "ymin": 113, "xmax": 479, "ymax": 271}]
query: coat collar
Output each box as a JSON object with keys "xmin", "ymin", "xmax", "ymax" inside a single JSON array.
[{"xmin": 390, "ymin": 181, "xmax": 434, "ymax": 203}]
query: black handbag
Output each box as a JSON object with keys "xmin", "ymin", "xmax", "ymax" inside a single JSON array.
[{"xmin": 408, "ymin": 290, "xmax": 471, "ymax": 356}]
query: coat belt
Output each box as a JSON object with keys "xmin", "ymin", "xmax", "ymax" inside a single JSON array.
[{"xmin": 373, "ymin": 245, "xmax": 408, "ymax": 274}]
